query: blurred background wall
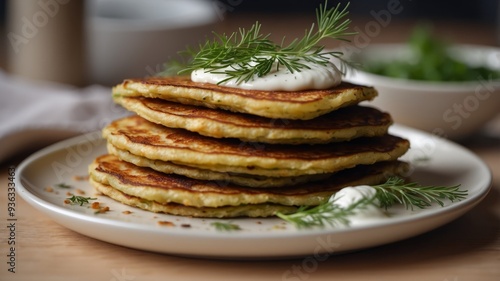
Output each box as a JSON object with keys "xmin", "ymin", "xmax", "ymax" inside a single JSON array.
[
  {"xmin": 0, "ymin": 0, "xmax": 497, "ymax": 86},
  {"xmin": 227, "ymin": 0, "xmax": 497, "ymax": 25}
]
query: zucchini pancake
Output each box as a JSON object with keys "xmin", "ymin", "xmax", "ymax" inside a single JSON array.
[
  {"xmin": 88, "ymin": 3, "xmax": 411, "ymax": 218},
  {"xmin": 113, "ymin": 96, "xmax": 392, "ymax": 144},
  {"xmin": 112, "ymin": 77, "xmax": 378, "ymax": 120},
  {"xmin": 90, "ymin": 154, "xmax": 408, "ymax": 218}
]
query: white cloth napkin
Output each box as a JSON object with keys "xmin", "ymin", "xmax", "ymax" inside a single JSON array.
[{"xmin": 0, "ymin": 70, "xmax": 129, "ymax": 163}]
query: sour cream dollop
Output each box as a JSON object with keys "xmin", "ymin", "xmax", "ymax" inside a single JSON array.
[
  {"xmin": 191, "ymin": 59, "xmax": 342, "ymax": 91},
  {"xmin": 329, "ymin": 185, "xmax": 387, "ymax": 223}
]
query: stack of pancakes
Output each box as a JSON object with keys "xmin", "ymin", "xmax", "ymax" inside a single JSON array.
[{"xmin": 88, "ymin": 76, "xmax": 410, "ymax": 218}]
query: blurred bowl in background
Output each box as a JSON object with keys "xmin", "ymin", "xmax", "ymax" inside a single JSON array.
[
  {"xmin": 86, "ymin": 0, "xmax": 218, "ymax": 86},
  {"xmin": 345, "ymin": 44, "xmax": 500, "ymax": 140}
]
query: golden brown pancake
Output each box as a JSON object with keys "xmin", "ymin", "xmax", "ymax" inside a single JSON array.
[
  {"xmin": 112, "ymin": 76, "xmax": 378, "ymax": 120},
  {"xmin": 89, "ymin": 154, "xmax": 409, "ymax": 217},
  {"xmin": 113, "ymin": 96, "xmax": 392, "ymax": 144},
  {"xmin": 102, "ymin": 115, "xmax": 410, "ymax": 177},
  {"xmin": 91, "ymin": 179, "xmax": 298, "ymax": 218},
  {"xmin": 107, "ymin": 143, "xmax": 330, "ymax": 188}
]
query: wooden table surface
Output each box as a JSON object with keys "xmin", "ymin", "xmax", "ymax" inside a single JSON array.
[{"xmin": 1, "ymin": 14, "xmax": 499, "ymax": 281}]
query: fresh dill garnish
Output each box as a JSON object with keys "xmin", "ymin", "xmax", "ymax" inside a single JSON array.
[
  {"xmin": 277, "ymin": 176, "xmax": 467, "ymax": 229},
  {"xmin": 56, "ymin": 183, "xmax": 71, "ymax": 189},
  {"xmin": 66, "ymin": 195, "xmax": 97, "ymax": 206},
  {"xmin": 277, "ymin": 195, "xmax": 377, "ymax": 229},
  {"xmin": 372, "ymin": 177, "xmax": 466, "ymax": 210},
  {"xmin": 211, "ymin": 221, "xmax": 242, "ymax": 231},
  {"xmin": 163, "ymin": 1, "xmax": 355, "ymax": 84}
]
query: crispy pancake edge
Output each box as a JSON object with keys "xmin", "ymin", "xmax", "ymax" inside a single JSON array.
[
  {"xmin": 103, "ymin": 116, "xmax": 410, "ymax": 174},
  {"xmin": 113, "ymin": 76, "xmax": 378, "ymax": 120},
  {"xmin": 91, "ymin": 178, "xmax": 298, "ymax": 218},
  {"xmin": 89, "ymin": 154, "xmax": 409, "ymax": 208},
  {"xmin": 114, "ymin": 96, "xmax": 392, "ymax": 144},
  {"xmin": 107, "ymin": 143, "xmax": 330, "ymax": 188}
]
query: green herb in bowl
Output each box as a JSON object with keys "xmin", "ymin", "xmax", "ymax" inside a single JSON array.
[{"xmin": 363, "ymin": 25, "xmax": 500, "ymax": 82}]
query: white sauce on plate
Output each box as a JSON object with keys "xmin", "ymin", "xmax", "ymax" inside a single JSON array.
[
  {"xmin": 329, "ymin": 185, "xmax": 387, "ymax": 224},
  {"xmin": 191, "ymin": 59, "xmax": 342, "ymax": 91}
]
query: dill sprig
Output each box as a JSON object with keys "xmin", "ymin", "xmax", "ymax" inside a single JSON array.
[
  {"xmin": 164, "ymin": 1, "xmax": 354, "ymax": 83},
  {"xmin": 277, "ymin": 195, "xmax": 377, "ymax": 229},
  {"xmin": 66, "ymin": 195, "xmax": 97, "ymax": 206},
  {"xmin": 373, "ymin": 177, "xmax": 466, "ymax": 210},
  {"xmin": 56, "ymin": 183, "xmax": 71, "ymax": 189},
  {"xmin": 211, "ymin": 221, "xmax": 242, "ymax": 231},
  {"xmin": 278, "ymin": 177, "xmax": 467, "ymax": 229}
]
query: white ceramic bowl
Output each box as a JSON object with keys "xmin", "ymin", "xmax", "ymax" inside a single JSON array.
[
  {"xmin": 345, "ymin": 44, "xmax": 500, "ymax": 140},
  {"xmin": 86, "ymin": 0, "xmax": 218, "ymax": 86}
]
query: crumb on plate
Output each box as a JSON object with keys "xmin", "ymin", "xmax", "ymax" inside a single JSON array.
[{"xmin": 158, "ymin": 221, "xmax": 175, "ymax": 227}]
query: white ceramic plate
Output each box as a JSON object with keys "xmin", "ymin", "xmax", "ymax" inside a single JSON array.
[{"xmin": 15, "ymin": 125, "xmax": 491, "ymax": 258}]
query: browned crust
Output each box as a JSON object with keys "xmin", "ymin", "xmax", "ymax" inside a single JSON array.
[
  {"xmin": 119, "ymin": 96, "xmax": 393, "ymax": 131},
  {"xmin": 91, "ymin": 154, "xmax": 409, "ymax": 196},
  {"xmin": 122, "ymin": 76, "xmax": 375, "ymax": 104},
  {"xmin": 90, "ymin": 178, "xmax": 299, "ymax": 218},
  {"xmin": 105, "ymin": 115, "xmax": 409, "ymax": 161},
  {"xmin": 116, "ymin": 76, "xmax": 378, "ymax": 120}
]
